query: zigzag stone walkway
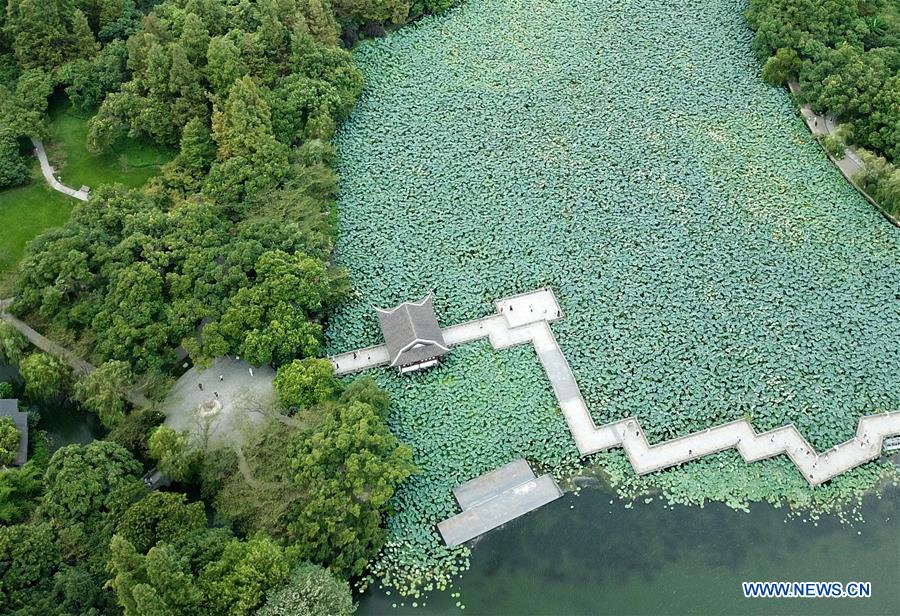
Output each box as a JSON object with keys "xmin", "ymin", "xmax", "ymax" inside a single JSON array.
[{"xmin": 331, "ymin": 288, "xmax": 900, "ymax": 486}]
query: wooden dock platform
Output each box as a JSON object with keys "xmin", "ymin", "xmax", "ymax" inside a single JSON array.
[{"xmin": 438, "ymin": 459, "xmax": 563, "ymax": 546}]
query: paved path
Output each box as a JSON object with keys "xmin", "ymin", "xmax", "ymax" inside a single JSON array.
[
  {"xmin": 30, "ymin": 137, "xmax": 90, "ymax": 201},
  {"xmin": 331, "ymin": 288, "xmax": 900, "ymax": 486},
  {"xmin": 0, "ymin": 297, "xmax": 150, "ymax": 408},
  {"xmin": 162, "ymin": 356, "xmax": 277, "ymax": 447},
  {"xmin": 787, "ymin": 82, "xmax": 898, "ymax": 226},
  {"xmin": 790, "ymin": 84, "xmax": 864, "ymax": 178},
  {"xmin": 1, "ymin": 307, "xmax": 94, "ymax": 376}
]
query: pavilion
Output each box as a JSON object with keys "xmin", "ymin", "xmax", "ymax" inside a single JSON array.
[{"xmin": 376, "ymin": 295, "xmax": 449, "ymax": 373}]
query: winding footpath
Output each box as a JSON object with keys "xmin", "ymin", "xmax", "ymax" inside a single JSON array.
[
  {"xmin": 1, "ymin": 297, "xmax": 150, "ymax": 408},
  {"xmin": 788, "ymin": 82, "xmax": 899, "ymax": 227},
  {"xmin": 30, "ymin": 137, "xmax": 90, "ymax": 201},
  {"xmin": 332, "ymin": 288, "xmax": 900, "ymax": 487}
]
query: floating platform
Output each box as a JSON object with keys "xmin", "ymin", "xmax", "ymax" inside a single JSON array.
[
  {"xmin": 438, "ymin": 459, "xmax": 563, "ymax": 546},
  {"xmin": 885, "ymin": 436, "xmax": 900, "ymax": 452}
]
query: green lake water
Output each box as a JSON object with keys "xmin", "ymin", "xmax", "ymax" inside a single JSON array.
[
  {"xmin": 38, "ymin": 403, "xmax": 103, "ymax": 451},
  {"xmin": 359, "ymin": 484, "xmax": 900, "ymax": 615},
  {"xmin": 1, "ymin": 364, "xmax": 102, "ymax": 450}
]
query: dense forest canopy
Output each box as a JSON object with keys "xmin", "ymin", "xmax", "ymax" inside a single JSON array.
[
  {"xmin": 1, "ymin": 1, "xmax": 425, "ymax": 614},
  {"xmin": 10, "ymin": 0, "xmax": 365, "ymax": 374},
  {"xmin": 748, "ymin": 0, "xmax": 899, "ymax": 159}
]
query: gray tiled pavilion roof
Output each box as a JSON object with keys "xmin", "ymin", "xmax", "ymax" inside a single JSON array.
[
  {"xmin": 376, "ymin": 295, "xmax": 449, "ymax": 368},
  {"xmin": 0, "ymin": 399, "xmax": 27, "ymax": 466}
]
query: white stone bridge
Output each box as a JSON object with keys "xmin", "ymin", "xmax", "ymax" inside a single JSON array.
[{"xmin": 331, "ymin": 288, "xmax": 900, "ymax": 486}]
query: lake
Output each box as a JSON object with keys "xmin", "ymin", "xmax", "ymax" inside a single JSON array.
[
  {"xmin": 1, "ymin": 363, "xmax": 103, "ymax": 450},
  {"xmin": 359, "ymin": 483, "xmax": 899, "ymax": 615},
  {"xmin": 38, "ymin": 402, "xmax": 103, "ymax": 451}
]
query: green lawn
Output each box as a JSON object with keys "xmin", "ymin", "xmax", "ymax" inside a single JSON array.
[
  {"xmin": 0, "ymin": 159, "xmax": 73, "ymax": 293},
  {"xmin": 0, "ymin": 98, "xmax": 174, "ymax": 292},
  {"xmin": 46, "ymin": 98, "xmax": 174, "ymax": 191}
]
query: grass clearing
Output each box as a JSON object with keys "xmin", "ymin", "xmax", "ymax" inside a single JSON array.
[
  {"xmin": 0, "ymin": 97, "xmax": 174, "ymax": 291},
  {"xmin": 0, "ymin": 159, "xmax": 73, "ymax": 293},
  {"xmin": 46, "ymin": 96, "xmax": 174, "ymax": 191}
]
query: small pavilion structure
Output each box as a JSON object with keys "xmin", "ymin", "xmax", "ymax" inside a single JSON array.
[
  {"xmin": 0, "ymin": 399, "xmax": 28, "ymax": 466},
  {"xmin": 376, "ymin": 295, "xmax": 449, "ymax": 373}
]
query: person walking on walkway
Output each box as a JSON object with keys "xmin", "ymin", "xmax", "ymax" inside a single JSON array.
[{"xmin": 198, "ymin": 383, "xmax": 203, "ymax": 391}]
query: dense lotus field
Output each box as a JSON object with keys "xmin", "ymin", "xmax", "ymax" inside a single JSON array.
[{"xmin": 326, "ymin": 0, "xmax": 900, "ymax": 595}]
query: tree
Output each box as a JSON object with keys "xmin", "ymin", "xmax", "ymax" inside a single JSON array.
[
  {"xmin": 177, "ymin": 116, "xmax": 215, "ymax": 173},
  {"xmin": 197, "ymin": 535, "xmax": 293, "ymax": 616},
  {"xmin": 299, "ymin": 0, "xmax": 341, "ymax": 46},
  {"xmin": 116, "ymin": 492, "xmax": 206, "ymax": 554},
  {"xmin": 19, "ymin": 352, "xmax": 72, "ymax": 404},
  {"xmin": 0, "ymin": 382, "xmax": 13, "ymax": 398},
  {"xmin": 4, "ymin": 0, "xmax": 70, "ymax": 69},
  {"xmin": 0, "ymin": 458, "xmax": 45, "ymax": 524},
  {"xmin": 0, "ymin": 322, "xmax": 27, "ymax": 366},
  {"xmin": 74, "ymin": 360, "xmax": 134, "ymax": 428},
  {"xmin": 70, "ymin": 9, "xmax": 100, "ymax": 58},
  {"xmin": 205, "ymin": 35, "xmax": 245, "ymax": 95},
  {"xmin": 108, "ymin": 535, "xmax": 204, "ymax": 616},
  {"xmin": 148, "ymin": 425, "xmax": 193, "ymax": 481},
  {"xmin": 331, "ymin": 0, "xmax": 411, "ymax": 24},
  {"xmin": 339, "ymin": 376, "xmax": 390, "ymax": 418},
  {"xmin": 0, "ymin": 522, "xmax": 60, "ymax": 612},
  {"xmin": 206, "ymin": 76, "xmax": 290, "ymax": 203},
  {"xmin": 107, "ymin": 406, "xmax": 165, "ymax": 462},
  {"xmin": 10, "ymin": 68, "xmax": 54, "ymax": 136},
  {"xmin": 0, "ymin": 416, "xmax": 20, "ymax": 466},
  {"xmin": 288, "ymin": 400, "xmax": 414, "ymax": 576},
  {"xmin": 48, "ymin": 564, "xmax": 103, "ymax": 616},
  {"xmin": 109, "ymin": 532, "xmax": 293, "ymax": 616},
  {"xmin": 256, "ymin": 562, "xmax": 354, "ymax": 616},
  {"xmin": 0, "ymin": 128, "xmax": 27, "ymax": 189},
  {"xmin": 179, "ymin": 12, "xmax": 210, "ymax": 63},
  {"xmin": 40, "ymin": 441, "xmax": 142, "ymax": 525},
  {"xmin": 91, "ymin": 262, "xmax": 177, "ymax": 373},
  {"xmin": 761, "ymin": 47, "xmax": 800, "ymax": 85},
  {"xmin": 61, "ymin": 39, "xmax": 128, "ymax": 111},
  {"xmin": 273, "ymin": 358, "xmax": 342, "ymax": 411},
  {"xmin": 4, "ymin": 1, "xmax": 98, "ymax": 70},
  {"xmin": 201, "ymin": 249, "xmax": 348, "ymax": 366}
]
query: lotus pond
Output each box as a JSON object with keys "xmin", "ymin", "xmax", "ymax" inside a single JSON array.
[
  {"xmin": 326, "ymin": 0, "xmax": 900, "ymax": 596},
  {"xmin": 359, "ymin": 484, "xmax": 900, "ymax": 615}
]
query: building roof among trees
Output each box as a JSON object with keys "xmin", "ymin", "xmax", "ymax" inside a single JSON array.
[
  {"xmin": 0, "ymin": 399, "xmax": 28, "ymax": 466},
  {"xmin": 376, "ymin": 296, "xmax": 449, "ymax": 368}
]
